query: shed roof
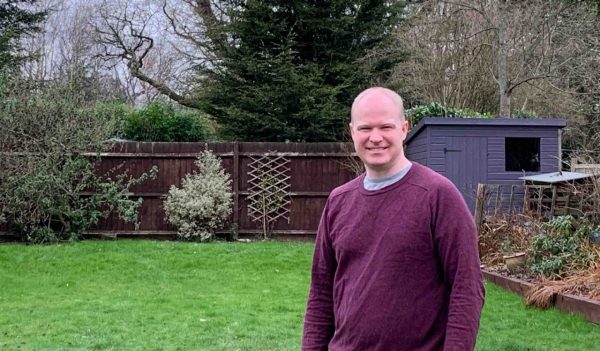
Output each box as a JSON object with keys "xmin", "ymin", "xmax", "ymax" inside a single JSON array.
[
  {"xmin": 406, "ymin": 117, "xmax": 566, "ymax": 144},
  {"xmin": 519, "ymin": 171, "xmax": 591, "ymax": 184}
]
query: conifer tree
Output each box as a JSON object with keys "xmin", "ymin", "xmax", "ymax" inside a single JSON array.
[
  {"xmin": 0, "ymin": 0, "xmax": 47, "ymax": 71},
  {"xmin": 198, "ymin": 0, "xmax": 405, "ymax": 141}
]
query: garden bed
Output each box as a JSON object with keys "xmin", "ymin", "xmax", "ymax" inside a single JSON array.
[
  {"xmin": 483, "ymin": 270, "xmax": 600, "ymax": 324},
  {"xmin": 479, "ymin": 214, "xmax": 600, "ymax": 324}
]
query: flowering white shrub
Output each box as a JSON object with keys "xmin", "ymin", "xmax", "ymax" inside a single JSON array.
[{"xmin": 164, "ymin": 150, "xmax": 233, "ymax": 241}]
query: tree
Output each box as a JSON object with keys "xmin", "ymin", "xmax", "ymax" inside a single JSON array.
[
  {"xmin": 393, "ymin": 0, "xmax": 600, "ymax": 118},
  {"xmin": 97, "ymin": 0, "xmax": 406, "ymax": 141},
  {"xmin": 200, "ymin": 0, "xmax": 406, "ymax": 141},
  {"xmin": 0, "ymin": 0, "xmax": 47, "ymax": 71},
  {"xmin": 392, "ymin": 1, "xmax": 498, "ymax": 112}
]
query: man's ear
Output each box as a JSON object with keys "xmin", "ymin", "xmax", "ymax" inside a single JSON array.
[{"xmin": 402, "ymin": 120, "xmax": 409, "ymax": 133}]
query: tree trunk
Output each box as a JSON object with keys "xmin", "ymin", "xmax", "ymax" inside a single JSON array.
[
  {"xmin": 499, "ymin": 89, "xmax": 511, "ymax": 118},
  {"xmin": 496, "ymin": 12, "xmax": 511, "ymax": 118}
]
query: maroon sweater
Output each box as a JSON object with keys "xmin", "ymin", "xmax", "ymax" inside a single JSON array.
[{"xmin": 302, "ymin": 163, "xmax": 484, "ymax": 351}]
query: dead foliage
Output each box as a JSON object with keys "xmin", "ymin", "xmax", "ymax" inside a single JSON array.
[
  {"xmin": 478, "ymin": 214, "xmax": 534, "ymax": 266},
  {"xmin": 525, "ymin": 280, "xmax": 560, "ymax": 309},
  {"xmin": 526, "ymin": 265, "xmax": 600, "ymax": 308}
]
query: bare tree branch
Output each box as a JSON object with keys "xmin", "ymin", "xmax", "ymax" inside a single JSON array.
[
  {"xmin": 392, "ymin": 0, "xmax": 600, "ymax": 118},
  {"xmin": 94, "ymin": 0, "xmax": 200, "ymax": 108}
]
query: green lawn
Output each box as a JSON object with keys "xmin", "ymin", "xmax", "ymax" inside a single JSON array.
[{"xmin": 0, "ymin": 241, "xmax": 598, "ymax": 351}]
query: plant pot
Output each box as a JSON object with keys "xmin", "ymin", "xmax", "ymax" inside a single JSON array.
[{"xmin": 503, "ymin": 252, "xmax": 527, "ymax": 273}]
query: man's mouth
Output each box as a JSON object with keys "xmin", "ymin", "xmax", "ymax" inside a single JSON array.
[{"xmin": 366, "ymin": 146, "xmax": 388, "ymax": 151}]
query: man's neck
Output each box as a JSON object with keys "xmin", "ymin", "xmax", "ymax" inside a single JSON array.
[
  {"xmin": 364, "ymin": 162, "xmax": 413, "ymax": 191},
  {"xmin": 365, "ymin": 157, "xmax": 411, "ymax": 179}
]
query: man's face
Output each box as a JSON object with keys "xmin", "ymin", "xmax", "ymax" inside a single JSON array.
[{"xmin": 349, "ymin": 93, "xmax": 408, "ymax": 178}]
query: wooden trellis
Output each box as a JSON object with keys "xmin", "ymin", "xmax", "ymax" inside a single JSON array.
[{"xmin": 247, "ymin": 154, "xmax": 291, "ymax": 238}]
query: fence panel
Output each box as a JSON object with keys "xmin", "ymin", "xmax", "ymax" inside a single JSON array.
[
  {"xmin": 572, "ymin": 163, "xmax": 600, "ymax": 175},
  {"xmin": 87, "ymin": 142, "xmax": 357, "ymax": 239},
  {"xmin": 474, "ymin": 181, "xmax": 599, "ymax": 223}
]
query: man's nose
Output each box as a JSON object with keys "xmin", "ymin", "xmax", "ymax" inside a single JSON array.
[{"xmin": 369, "ymin": 129, "xmax": 383, "ymax": 143}]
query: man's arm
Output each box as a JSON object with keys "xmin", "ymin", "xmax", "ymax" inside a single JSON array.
[
  {"xmin": 431, "ymin": 180, "xmax": 485, "ymax": 351},
  {"xmin": 302, "ymin": 202, "xmax": 337, "ymax": 351}
]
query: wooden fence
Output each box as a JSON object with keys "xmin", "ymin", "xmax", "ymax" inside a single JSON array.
[
  {"xmin": 474, "ymin": 180, "xmax": 599, "ymax": 230},
  {"xmin": 84, "ymin": 142, "xmax": 357, "ymax": 240},
  {"xmin": 572, "ymin": 161, "xmax": 600, "ymax": 175}
]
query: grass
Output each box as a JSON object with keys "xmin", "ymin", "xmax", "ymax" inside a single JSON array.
[{"xmin": 0, "ymin": 240, "xmax": 598, "ymax": 351}]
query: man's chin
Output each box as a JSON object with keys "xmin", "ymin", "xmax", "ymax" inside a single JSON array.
[{"xmin": 364, "ymin": 161, "xmax": 391, "ymax": 171}]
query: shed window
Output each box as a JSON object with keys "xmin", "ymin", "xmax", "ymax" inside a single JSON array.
[{"xmin": 505, "ymin": 137, "xmax": 540, "ymax": 172}]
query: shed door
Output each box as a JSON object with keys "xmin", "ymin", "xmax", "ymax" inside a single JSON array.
[{"xmin": 444, "ymin": 137, "xmax": 488, "ymax": 212}]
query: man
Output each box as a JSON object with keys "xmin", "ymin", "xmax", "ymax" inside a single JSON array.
[{"xmin": 302, "ymin": 87, "xmax": 484, "ymax": 351}]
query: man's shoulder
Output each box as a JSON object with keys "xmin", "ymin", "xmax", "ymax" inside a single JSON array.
[
  {"xmin": 408, "ymin": 163, "xmax": 459, "ymax": 193},
  {"xmin": 329, "ymin": 175, "xmax": 363, "ymax": 199},
  {"xmin": 407, "ymin": 163, "xmax": 470, "ymax": 213}
]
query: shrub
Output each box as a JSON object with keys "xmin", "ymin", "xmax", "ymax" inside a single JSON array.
[
  {"xmin": 163, "ymin": 150, "xmax": 233, "ymax": 241},
  {"xmin": 528, "ymin": 216, "xmax": 598, "ymax": 277},
  {"xmin": 405, "ymin": 102, "xmax": 493, "ymax": 126},
  {"xmin": 0, "ymin": 77, "xmax": 157, "ymax": 243},
  {"xmin": 93, "ymin": 102, "xmax": 132, "ymax": 137},
  {"xmin": 1, "ymin": 157, "xmax": 157, "ymax": 243},
  {"xmin": 121, "ymin": 102, "xmax": 216, "ymax": 141},
  {"xmin": 513, "ymin": 110, "xmax": 537, "ymax": 119}
]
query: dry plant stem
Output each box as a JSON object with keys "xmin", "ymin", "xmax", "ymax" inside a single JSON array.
[
  {"xmin": 262, "ymin": 193, "xmax": 267, "ymax": 241},
  {"xmin": 526, "ymin": 282, "xmax": 560, "ymax": 309},
  {"xmin": 338, "ymin": 143, "xmax": 363, "ymax": 177}
]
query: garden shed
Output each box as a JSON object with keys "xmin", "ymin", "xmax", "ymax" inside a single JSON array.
[{"xmin": 405, "ymin": 118, "xmax": 567, "ymax": 211}]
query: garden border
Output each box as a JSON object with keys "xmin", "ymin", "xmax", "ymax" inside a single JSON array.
[{"xmin": 483, "ymin": 270, "xmax": 600, "ymax": 324}]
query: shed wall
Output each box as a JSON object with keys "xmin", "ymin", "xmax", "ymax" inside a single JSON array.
[
  {"xmin": 487, "ymin": 132, "xmax": 560, "ymax": 184},
  {"xmin": 427, "ymin": 126, "xmax": 560, "ymax": 179},
  {"xmin": 405, "ymin": 128, "xmax": 429, "ymax": 165}
]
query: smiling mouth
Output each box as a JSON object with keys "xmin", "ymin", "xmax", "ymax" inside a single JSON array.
[{"xmin": 366, "ymin": 146, "xmax": 389, "ymax": 151}]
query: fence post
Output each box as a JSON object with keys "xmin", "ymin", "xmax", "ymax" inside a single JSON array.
[
  {"xmin": 233, "ymin": 142, "xmax": 240, "ymax": 230},
  {"xmin": 523, "ymin": 185, "xmax": 529, "ymax": 214},
  {"xmin": 508, "ymin": 185, "xmax": 515, "ymax": 215},
  {"xmin": 474, "ymin": 183, "xmax": 487, "ymax": 235},
  {"xmin": 550, "ymin": 185, "xmax": 557, "ymax": 217}
]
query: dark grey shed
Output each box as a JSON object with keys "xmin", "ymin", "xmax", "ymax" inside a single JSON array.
[{"xmin": 405, "ymin": 117, "xmax": 567, "ymax": 211}]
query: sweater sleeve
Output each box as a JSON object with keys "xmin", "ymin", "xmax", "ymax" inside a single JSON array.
[
  {"xmin": 431, "ymin": 180, "xmax": 485, "ymax": 351},
  {"xmin": 302, "ymin": 201, "xmax": 337, "ymax": 351}
]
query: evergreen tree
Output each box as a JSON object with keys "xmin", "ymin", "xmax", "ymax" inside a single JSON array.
[
  {"xmin": 0, "ymin": 0, "xmax": 47, "ymax": 71},
  {"xmin": 199, "ymin": 0, "xmax": 406, "ymax": 141}
]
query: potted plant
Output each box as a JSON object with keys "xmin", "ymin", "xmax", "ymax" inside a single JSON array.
[{"xmin": 501, "ymin": 239, "xmax": 526, "ymax": 273}]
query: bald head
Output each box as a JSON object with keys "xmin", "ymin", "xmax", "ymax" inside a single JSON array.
[{"xmin": 351, "ymin": 87, "xmax": 405, "ymax": 122}]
